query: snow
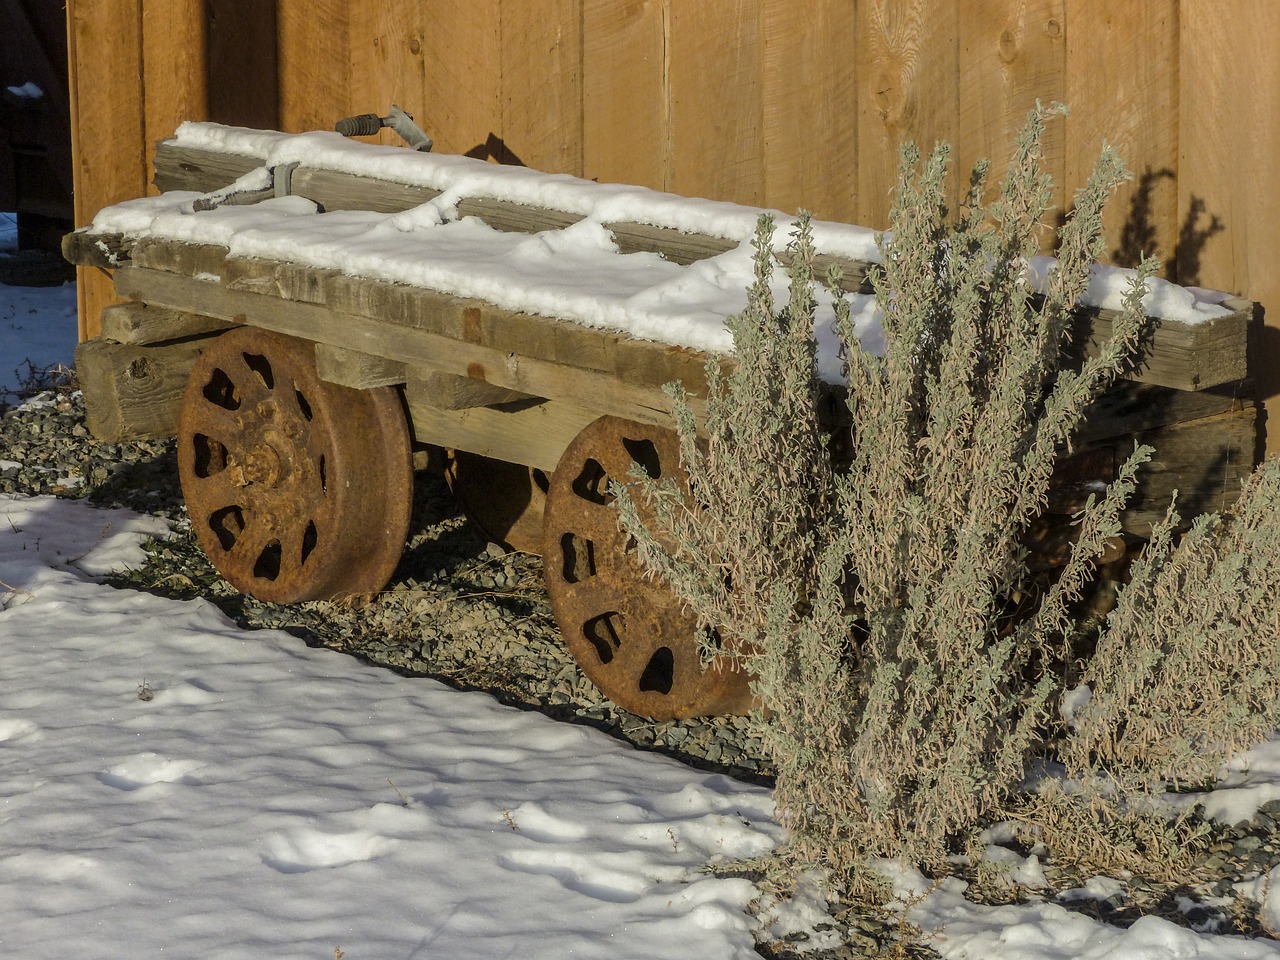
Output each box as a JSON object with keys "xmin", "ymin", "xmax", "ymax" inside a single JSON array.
[
  {"xmin": 6, "ymin": 206, "xmax": 1280, "ymax": 959},
  {"xmin": 1, "ymin": 493, "xmax": 779, "ymax": 959},
  {"xmin": 0, "ymin": 213, "xmax": 79, "ymax": 397}
]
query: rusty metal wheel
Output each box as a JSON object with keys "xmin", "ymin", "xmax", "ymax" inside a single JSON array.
[
  {"xmin": 541, "ymin": 416, "xmax": 754, "ymax": 720},
  {"xmin": 177, "ymin": 328, "xmax": 413, "ymax": 603},
  {"xmin": 444, "ymin": 451, "xmax": 549, "ymax": 554}
]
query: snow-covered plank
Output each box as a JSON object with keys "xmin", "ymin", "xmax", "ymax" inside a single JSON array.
[{"xmin": 111, "ymin": 263, "xmax": 704, "ymax": 432}]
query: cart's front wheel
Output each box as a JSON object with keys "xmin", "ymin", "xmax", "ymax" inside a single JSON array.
[
  {"xmin": 177, "ymin": 328, "xmax": 412, "ymax": 602},
  {"xmin": 541, "ymin": 416, "xmax": 754, "ymax": 720}
]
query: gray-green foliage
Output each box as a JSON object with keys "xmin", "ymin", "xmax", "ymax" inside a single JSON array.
[
  {"xmin": 1063, "ymin": 456, "xmax": 1280, "ymax": 793},
  {"xmin": 613, "ymin": 104, "xmax": 1160, "ymax": 878}
]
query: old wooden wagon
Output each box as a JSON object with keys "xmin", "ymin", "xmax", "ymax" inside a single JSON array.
[{"xmin": 64, "ymin": 120, "xmax": 1258, "ymax": 721}]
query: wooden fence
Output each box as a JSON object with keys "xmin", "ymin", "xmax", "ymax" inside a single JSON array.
[{"xmin": 65, "ymin": 0, "xmax": 1280, "ymax": 451}]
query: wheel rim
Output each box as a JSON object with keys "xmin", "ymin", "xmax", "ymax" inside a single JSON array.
[
  {"xmin": 542, "ymin": 416, "xmax": 754, "ymax": 719},
  {"xmin": 177, "ymin": 328, "xmax": 413, "ymax": 602},
  {"xmin": 444, "ymin": 451, "xmax": 549, "ymax": 554}
]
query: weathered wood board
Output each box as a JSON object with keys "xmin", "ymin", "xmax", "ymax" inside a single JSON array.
[{"xmin": 74, "ymin": 334, "xmax": 215, "ymax": 441}]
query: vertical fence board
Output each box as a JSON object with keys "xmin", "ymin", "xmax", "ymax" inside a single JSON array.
[
  {"xmin": 1065, "ymin": 0, "xmax": 1178, "ymax": 272},
  {"xmin": 957, "ymin": 0, "xmax": 1066, "ymax": 247},
  {"xmin": 423, "ymin": 1, "xmax": 501, "ymax": 158},
  {"xmin": 206, "ymin": 0, "xmax": 279, "ymax": 131},
  {"xmin": 583, "ymin": 0, "xmax": 666, "ymax": 189},
  {"xmin": 1179, "ymin": 0, "xmax": 1280, "ymax": 452},
  {"xmin": 667, "ymin": 0, "xmax": 762, "ymax": 204},
  {"xmin": 761, "ymin": 0, "xmax": 858, "ymax": 222},
  {"xmin": 140, "ymin": 0, "xmax": 206, "ymax": 188},
  {"xmin": 66, "ymin": 0, "xmax": 145, "ymax": 340},
  {"xmin": 855, "ymin": 0, "xmax": 961, "ymax": 230},
  {"xmin": 277, "ymin": 0, "xmax": 349, "ymax": 133},
  {"xmin": 346, "ymin": 0, "xmax": 427, "ymax": 148},
  {"xmin": 501, "ymin": 0, "xmax": 583, "ymax": 174}
]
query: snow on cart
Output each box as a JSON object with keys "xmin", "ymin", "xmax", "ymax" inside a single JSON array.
[{"xmin": 64, "ymin": 119, "xmax": 1258, "ymax": 721}]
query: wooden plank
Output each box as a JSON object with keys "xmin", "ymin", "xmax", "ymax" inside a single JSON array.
[
  {"xmin": 140, "ymin": 0, "xmax": 207, "ymax": 192},
  {"xmin": 422, "ymin": 1, "xmax": 502, "ymax": 158},
  {"xmin": 101, "ymin": 301, "xmax": 238, "ymax": 344},
  {"xmin": 760, "ymin": 0, "xmax": 858, "ymax": 222},
  {"xmin": 667, "ymin": 0, "xmax": 763, "ymax": 204},
  {"xmin": 314, "ymin": 342, "xmax": 408, "ymax": 388},
  {"xmin": 130, "ymin": 239, "xmax": 230, "ymax": 278},
  {"xmin": 1125, "ymin": 406, "xmax": 1259, "ymax": 532},
  {"xmin": 66, "ymin": 0, "xmax": 147, "ymax": 340},
  {"xmin": 113, "ymin": 265, "xmax": 694, "ymax": 428},
  {"xmin": 500, "ymin": 0, "xmax": 583, "ymax": 175},
  {"xmin": 582, "ymin": 0, "xmax": 667, "ymax": 190},
  {"xmin": 63, "ymin": 229, "xmax": 133, "ymax": 270},
  {"xmin": 73, "ymin": 334, "xmax": 215, "ymax": 441},
  {"xmin": 152, "ymin": 144, "xmax": 264, "ymax": 194},
  {"xmin": 956, "ymin": 0, "xmax": 1066, "ymax": 243},
  {"xmin": 412, "ymin": 371, "xmax": 536, "ymax": 410},
  {"xmin": 404, "ymin": 392, "xmax": 598, "ymax": 472},
  {"xmin": 289, "ymin": 167, "xmax": 441, "ymax": 213},
  {"xmin": 855, "ymin": 0, "xmax": 962, "ymax": 230},
  {"xmin": 119, "ymin": 235, "xmax": 1248, "ymax": 393},
  {"xmin": 1064, "ymin": 0, "xmax": 1178, "ymax": 272},
  {"xmin": 1178, "ymin": 0, "xmax": 1280, "ymax": 454},
  {"xmin": 1077, "ymin": 379, "xmax": 1254, "ymax": 445},
  {"xmin": 1069, "ymin": 302, "xmax": 1251, "ymax": 392},
  {"xmin": 347, "ymin": 0, "xmax": 427, "ymax": 148},
  {"xmin": 277, "ymin": 0, "xmax": 348, "ymax": 133}
]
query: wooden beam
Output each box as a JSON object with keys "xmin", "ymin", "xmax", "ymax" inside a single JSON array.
[
  {"xmin": 112, "ymin": 263, "xmax": 695, "ymax": 428},
  {"xmin": 74, "ymin": 334, "xmax": 214, "ymax": 440},
  {"xmin": 403, "ymin": 392, "xmax": 598, "ymax": 472},
  {"xmin": 100, "ymin": 301, "xmax": 237, "ymax": 344}
]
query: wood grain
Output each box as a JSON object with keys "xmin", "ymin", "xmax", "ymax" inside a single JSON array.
[
  {"xmin": 423, "ymin": 0, "xmax": 502, "ymax": 157},
  {"xmin": 65, "ymin": 0, "xmax": 148, "ymax": 340},
  {"xmin": 1178, "ymin": 0, "xmax": 1280, "ymax": 452},
  {"xmin": 582, "ymin": 0, "xmax": 667, "ymax": 190},
  {"xmin": 760, "ymin": 0, "xmax": 858, "ymax": 222},
  {"xmin": 956, "ymin": 0, "xmax": 1066, "ymax": 240},
  {"xmin": 140, "ymin": 0, "xmax": 207, "ymax": 191},
  {"xmin": 347, "ymin": 0, "xmax": 427, "ymax": 147},
  {"xmin": 1064, "ymin": 0, "xmax": 1178, "ymax": 272},
  {"xmin": 277, "ymin": 0, "xmax": 348, "ymax": 132},
  {"xmin": 74, "ymin": 334, "xmax": 214, "ymax": 441},
  {"xmin": 667, "ymin": 0, "xmax": 762, "ymax": 204},
  {"xmin": 501, "ymin": 0, "xmax": 583, "ymax": 175},
  {"xmin": 855, "ymin": 0, "xmax": 962, "ymax": 228}
]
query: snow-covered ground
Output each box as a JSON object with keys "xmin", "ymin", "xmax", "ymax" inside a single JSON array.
[
  {"xmin": 6, "ymin": 218, "xmax": 1280, "ymax": 958},
  {"xmin": 0, "ymin": 213, "xmax": 78, "ymax": 398}
]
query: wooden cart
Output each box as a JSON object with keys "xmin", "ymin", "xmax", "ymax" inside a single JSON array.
[{"xmin": 64, "ymin": 124, "xmax": 1259, "ymax": 720}]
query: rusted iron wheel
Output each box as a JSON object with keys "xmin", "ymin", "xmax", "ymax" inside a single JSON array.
[
  {"xmin": 542, "ymin": 416, "xmax": 754, "ymax": 720},
  {"xmin": 444, "ymin": 451, "xmax": 549, "ymax": 554},
  {"xmin": 177, "ymin": 328, "xmax": 413, "ymax": 603}
]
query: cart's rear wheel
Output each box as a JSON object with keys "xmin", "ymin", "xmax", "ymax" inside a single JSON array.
[
  {"xmin": 177, "ymin": 328, "xmax": 412, "ymax": 602},
  {"xmin": 541, "ymin": 416, "xmax": 754, "ymax": 720},
  {"xmin": 444, "ymin": 451, "xmax": 549, "ymax": 554}
]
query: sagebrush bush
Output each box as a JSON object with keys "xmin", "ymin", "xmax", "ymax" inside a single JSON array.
[
  {"xmin": 613, "ymin": 104, "xmax": 1165, "ymax": 882},
  {"xmin": 1062, "ymin": 455, "xmax": 1280, "ymax": 793}
]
